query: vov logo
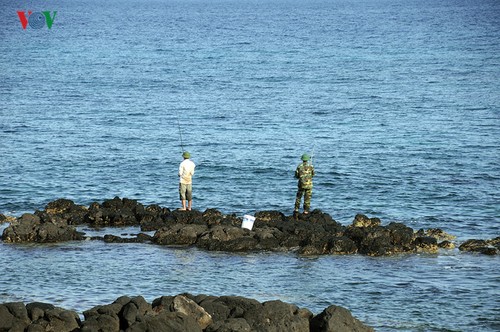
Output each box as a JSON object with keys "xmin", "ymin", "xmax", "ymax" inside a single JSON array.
[{"xmin": 17, "ymin": 11, "xmax": 57, "ymax": 29}]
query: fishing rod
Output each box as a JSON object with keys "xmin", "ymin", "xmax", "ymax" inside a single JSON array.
[{"xmin": 310, "ymin": 144, "xmax": 315, "ymax": 166}]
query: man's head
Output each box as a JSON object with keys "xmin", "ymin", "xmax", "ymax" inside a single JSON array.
[
  {"xmin": 301, "ymin": 154, "xmax": 310, "ymax": 162},
  {"xmin": 183, "ymin": 151, "xmax": 191, "ymax": 159}
]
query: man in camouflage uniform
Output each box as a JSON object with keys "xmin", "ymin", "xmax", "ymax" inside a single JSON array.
[{"xmin": 294, "ymin": 153, "xmax": 315, "ymax": 214}]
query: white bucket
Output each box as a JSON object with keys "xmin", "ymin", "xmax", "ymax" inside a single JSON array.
[{"xmin": 241, "ymin": 215, "xmax": 256, "ymax": 231}]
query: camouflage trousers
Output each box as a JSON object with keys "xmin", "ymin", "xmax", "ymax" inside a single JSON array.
[{"xmin": 294, "ymin": 187, "xmax": 312, "ymax": 212}]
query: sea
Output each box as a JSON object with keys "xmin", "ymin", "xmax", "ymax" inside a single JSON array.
[{"xmin": 0, "ymin": 0, "xmax": 499, "ymax": 330}]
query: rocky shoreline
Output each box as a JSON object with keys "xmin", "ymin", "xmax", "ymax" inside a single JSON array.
[
  {"xmin": 1, "ymin": 293, "xmax": 375, "ymax": 332},
  {"xmin": 1, "ymin": 197, "xmax": 498, "ymax": 255}
]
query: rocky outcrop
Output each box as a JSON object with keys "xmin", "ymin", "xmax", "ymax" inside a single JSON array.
[
  {"xmin": 2, "ymin": 197, "xmax": 495, "ymax": 256},
  {"xmin": 0, "ymin": 294, "xmax": 373, "ymax": 332},
  {"xmin": 2, "ymin": 212, "xmax": 85, "ymax": 243}
]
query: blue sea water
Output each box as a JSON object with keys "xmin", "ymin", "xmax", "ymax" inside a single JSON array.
[{"xmin": 0, "ymin": 0, "xmax": 499, "ymax": 330}]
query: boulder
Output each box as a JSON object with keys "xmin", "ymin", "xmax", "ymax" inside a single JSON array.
[
  {"xmin": 172, "ymin": 295, "xmax": 212, "ymax": 329},
  {"xmin": 0, "ymin": 302, "xmax": 30, "ymax": 331},
  {"xmin": 310, "ymin": 305, "xmax": 374, "ymax": 332}
]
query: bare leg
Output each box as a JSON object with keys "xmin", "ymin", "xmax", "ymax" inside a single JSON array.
[
  {"xmin": 187, "ymin": 200, "xmax": 192, "ymax": 211},
  {"xmin": 181, "ymin": 200, "xmax": 187, "ymax": 210}
]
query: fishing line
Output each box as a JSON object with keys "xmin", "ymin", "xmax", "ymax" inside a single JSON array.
[{"xmin": 175, "ymin": 108, "xmax": 185, "ymax": 153}]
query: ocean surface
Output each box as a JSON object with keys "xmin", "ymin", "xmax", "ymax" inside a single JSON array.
[{"xmin": 0, "ymin": 0, "xmax": 499, "ymax": 330}]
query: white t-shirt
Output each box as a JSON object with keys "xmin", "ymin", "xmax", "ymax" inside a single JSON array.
[{"xmin": 179, "ymin": 159, "xmax": 195, "ymax": 184}]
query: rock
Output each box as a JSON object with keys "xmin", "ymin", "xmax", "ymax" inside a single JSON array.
[
  {"xmin": 0, "ymin": 302, "xmax": 30, "ymax": 331},
  {"xmin": 0, "ymin": 294, "xmax": 373, "ymax": 332},
  {"xmin": 128, "ymin": 311, "xmax": 202, "ymax": 332},
  {"xmin": 310, "ymin": 305, "xmax": 374, "ymax": 332},
  {"xmin": 26, "ymin": 302, "xmax": 55, "ymax": 321},
  {"xmin": 121, "ymin": 296, "xmax": 153, "ymax": 329},
  {"xmin": 438, "ymin": 240, "xmax": 455, "ymax": 249},
  {"xmin": 414, "ymin": 236, "xmax": 438, "ymax": 253},
  {"xmin": 2, "ymin": 213, "xmax": 85, "ymax": 243},
  {"xmin": 103, "ymin": 233, "xmax": 152, "ymax": 243},
  {"xmin": 255, "ymin": 210, "xmax": 286, "ymax": 223},
  {"xmin": 84, "ymin": 197, "xmax": 145, "ymax": 226},
  {"xmin": 153, "ymin": 223, "xmax": 208, "ymax": 246},
  {"xmin": 415, "ymin": 228, "xmax": 456, "ymax": 242},
  {"xmin": 205, "ymin": 317, "xmax": 252, "ymax": 332},
  {"xmin": 44, "ymin": 198, "xmax": 88, "ymax": 225},
  {"xmin": 3, "ymin": 197, "xmax": 469, "ymax": 257},
  {"xmin": 31, "ymin": 307, "xmax": 80, "ymax": 332},
  {"xmin": 172, "ymin": 295, "xmax": 212, "ymax": 329},
  {"xmin": 0, "ymin": 302, "xmax": 79, "ymax": 332},
  {"xmin": 244, "ymin": 299, "xmax": 310, "ymax": 331},
  {"xmin": 459, "ymin": 238, "xmax": 499, "ymax": 255},
  {"xmin": 139, "ymin": 204, "xmax": 171, "ymax": 231},
  {"xmin": 352, "ymin": 214, "xmax": 381, "ymax": 228},
  {"xmin": 0, "ymin": 214, "xmax": 16, "ymax": 224},
  {"xmin": 197, "ymin": 225, "xmax": 259, "ymax": 252}
]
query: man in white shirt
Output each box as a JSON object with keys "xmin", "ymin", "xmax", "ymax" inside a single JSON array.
[{"xmin": 178, "ymin": 151, "xmax": 196, "ymax": 210}]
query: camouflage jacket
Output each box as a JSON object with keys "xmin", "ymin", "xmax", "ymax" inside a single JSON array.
[{"xmin": 295, "ymin": 162, "xmax": 315, "ymax": 189}]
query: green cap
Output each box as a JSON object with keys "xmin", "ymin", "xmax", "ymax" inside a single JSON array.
[
  {"xmin": 182, "ymin": 151, "xmax": 191, "ymax": 158},
  {"xmin": 301, "ymin": 154, "xmax": 310, "ymax": 161}
]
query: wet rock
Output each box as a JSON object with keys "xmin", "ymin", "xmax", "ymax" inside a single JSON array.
[
  {"xmin": 438, "ymin": 240, "xmax": 455, "ymax": 249},
  {"xmin": 253, "ymin": 226, "xmax": 285, "ymax": 251},
  {"xmin": 4, "ymin": 197, "xmax": 466, "ymax": 257},
  {"xmin": 103, "ymin": 233, "xmax": 153, "ymax": 243},
  {"xmin": 310, "ymin": 304, "xmax": 374, "ymax": 332},
  {"xmin": 459, "ymin": 238, "xmax": 499, "ymax": 255},
  {"xmin": 2, "ymin": 213, "xmax": 85, "ymax": 243},
  {"xmin": 415, "ymin": 228, "xmax": 456, "ymax": 242},
  {"xmin": 414, "ymin": 236, "xmax": 438, "ymax": 253}
]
